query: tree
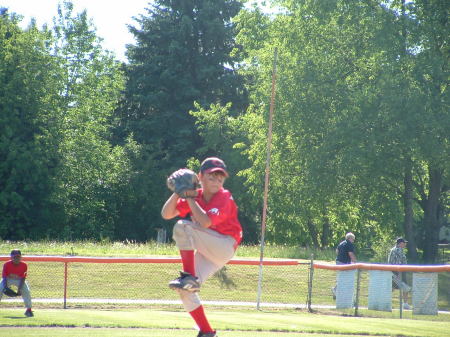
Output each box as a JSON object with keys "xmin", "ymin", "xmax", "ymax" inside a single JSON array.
[
  {"xmin": 116, "ymin": 0, "xmax": 247, "ymax": 240},
  {"xmin": 189, "ymin": 102, "xmax": 259, "ymax": 242},
  {"xmin": 0, "ymin": 9, "xmax": 63, "ymax": 239},
  {"xmin": 400, "ymin": 0, "xmax": 449, "ymax": 263},
  {"xmin": 122, "ymin": 0, "xmax": 245, "ymax": 168},
  {"xmin": 233, "ymin": 0, "xmax": 449, "ymax": 261},
  {"xmin": 50, "ymin": 1, "xmax": 133, "ymax": 240}
]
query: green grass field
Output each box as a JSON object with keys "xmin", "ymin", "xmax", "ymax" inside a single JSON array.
[{"xmin": 0, "ymin": 308, "xmax": 449, "ymax": 337}]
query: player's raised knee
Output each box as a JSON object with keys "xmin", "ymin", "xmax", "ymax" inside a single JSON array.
[{"xmin": 172, "ymin": 220, "xmax": 187, "ymax": 241}]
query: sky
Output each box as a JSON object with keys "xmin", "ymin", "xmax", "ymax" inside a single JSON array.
[
  {"xmin": 0, "ymin": 0, "xmax": 152, "ymax": 62},
  {"xmin": 1, "ymin": 1, "xmax": 267, "ymax": 63}
]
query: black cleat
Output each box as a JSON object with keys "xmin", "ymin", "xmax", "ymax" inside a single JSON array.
[{"xmin": 169, "ymin": 271, "xmax": 200, "ymax": 292}]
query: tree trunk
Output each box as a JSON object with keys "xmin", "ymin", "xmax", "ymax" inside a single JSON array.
[
  {"xmin": 403, "ymin": 159, "xmax": 419, "ymax": 262},
  {"xmin": 321, "ymin": 216, "xmax": 331, "ymax": 248},
  {"xmin": 422, "ymin": 167, "xmax": 443, "ymax": 263},
  {"xmin": 307, "ymin": 219, "xmax": 320, "ymax": 248}
]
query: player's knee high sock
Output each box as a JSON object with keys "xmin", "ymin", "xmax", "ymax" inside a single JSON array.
[
  {"xmin": 180, "ymin": 250, "xmax": 195, "ymax": 276},
  {"xmin": 189, "ymin": 305, "xmax": 213, "ymax": 333}
]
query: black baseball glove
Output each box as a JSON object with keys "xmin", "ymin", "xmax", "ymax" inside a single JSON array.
[
  {"xmin": 167, "ymin": 168, "xmax": 200, "ymax": 198},
  {"xmin": 2, "ymin": 287, "xmax": 19, "ymax": 297}
]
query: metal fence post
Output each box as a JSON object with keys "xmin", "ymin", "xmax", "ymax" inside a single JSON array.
[
  {"xmin": 399, "ymin": 272, "xmax": 403, "ymax": 319},
  {"xmin": 307, "ymin": 254, "xmax": 314, "ymax": 312},
  {"xmin": 354, "ymin": 268, "xmax": 361, "ymax": 317},
  {"xmin": 64, "ymin": 262, "xmax": 68, "ymax": 309}
]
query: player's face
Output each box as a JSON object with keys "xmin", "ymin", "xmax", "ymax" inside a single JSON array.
[
  {"xmin": 200, "ymin": 172, "xmax": 225, "ymax": 194},
  {"xmin": 11, "ymin": 254, "xmax": 22, "ymax": 264}
]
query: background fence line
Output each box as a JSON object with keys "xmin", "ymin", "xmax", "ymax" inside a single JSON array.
[{"xmin": 1, "ymin": 256, "xmax": 448, "ymax": 318}]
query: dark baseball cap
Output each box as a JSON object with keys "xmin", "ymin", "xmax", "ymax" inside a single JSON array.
[
  {"xmin": 396, "ymin": 238, "xmax": 408, "ymax": 244},
  {"xmin": 200, "ymin": 157, "xmax": 228, "ymax": 177},
  {"xmin": 10, "ymin": 249, "xmax": 22, "ymax": 256}
]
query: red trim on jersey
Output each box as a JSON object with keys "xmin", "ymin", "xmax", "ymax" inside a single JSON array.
[
  {"xmin": 176, "ymin": 188, "xmax": 242, "ymax": 246},
  {"xmin": 2, "ymin": 260, "xmax": 27, "ymax": 278}
]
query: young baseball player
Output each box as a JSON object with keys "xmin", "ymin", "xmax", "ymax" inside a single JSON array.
[
  {"xmin": 1, "ymin": 249, "xmax": 33, "ymax": 317},
  {"xmin": 161, "ymin": 157, "xmax": 242, "ymax": 337}
]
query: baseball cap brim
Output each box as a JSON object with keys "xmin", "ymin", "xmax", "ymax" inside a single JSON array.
[{"xmin": 203, "ymin": 167, "xmax": 228, "ymax": 177}]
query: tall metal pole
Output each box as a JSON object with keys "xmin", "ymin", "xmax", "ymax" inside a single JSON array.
[{"xmin": 256, "ymin": 48, "xmax": 278, "ymax": 309}]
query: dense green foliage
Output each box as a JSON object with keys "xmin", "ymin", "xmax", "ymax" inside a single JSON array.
[
  {"xmin": 113, "ymin": 0, "xmax": 248, "ymax": 240},
  {"xmin": 0, "ymin": 2, "xmax": 134, "ymax": 241},
  {"xmin": 227, "ymin": 0, "xmax": 449, "ymax": 262},
  {"xmin": 122, "ymin": 0, "xmax": 246, "ymax": 165},
  {"xmin": 0, "ymin": 10, "xmax": 62, "ymax": 239},
  {"xmin": 0, "ymin": 1, "xmax": 448, "ymax": 262}
]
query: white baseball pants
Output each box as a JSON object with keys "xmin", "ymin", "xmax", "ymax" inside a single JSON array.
[
  {"xmin": 172, "ymin": 219, "xmax": 236, "ymax": 312},
  {"xmin": 0, "ymin": 278, "xmax": 32, "ymax": 308}
]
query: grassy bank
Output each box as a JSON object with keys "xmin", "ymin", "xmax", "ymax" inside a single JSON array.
[{"xmin": 0, "ymin": 240, "xmax": 337, "ymax": 261}]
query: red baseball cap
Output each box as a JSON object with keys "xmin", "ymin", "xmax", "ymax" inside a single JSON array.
[{"xmin": 200, "ymin": 157, "xmax": 228, "ymax": 177}]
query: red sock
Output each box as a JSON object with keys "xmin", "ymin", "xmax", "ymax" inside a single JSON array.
[
  {"xmin": 189, "ymin": 305, "xmax": 213, "ymax": 333},
  {"xmin": 180, "ymin": 250, "xmax": 195, "ymax": 276}
]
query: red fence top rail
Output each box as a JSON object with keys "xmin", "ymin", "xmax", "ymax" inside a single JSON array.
[
  {"xmin": 313, "ymin": 262, "xmax": 450, "ymax": 272},
  {"xmin": 0, "ymin": 256, "xmax": 301, "ymax": 266},
  {"xmin": 1, "ymin": 256, "xmax": 447, "ymax": 270}
]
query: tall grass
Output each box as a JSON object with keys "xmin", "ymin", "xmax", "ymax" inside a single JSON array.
[{"xmin": 0, "ymin": 240, "xmax": 336, "ymax": 260}]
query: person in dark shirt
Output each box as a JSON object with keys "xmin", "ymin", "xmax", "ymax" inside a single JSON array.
[
  {"xmin": 332, "ymin": 233, "xmax": 356, "ymax": 299},
  {"xmin": 336, "ymin": 232, "xmax": 357, "ymax": 264}
]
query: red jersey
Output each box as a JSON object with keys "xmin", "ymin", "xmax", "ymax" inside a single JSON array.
[
  {"xmin": 2, "ymin": 260, "xmax": 27, "ymax": 278},
  {"xmin": 177, "ymin": 188, "xmax": 242, "ymax": 245}
]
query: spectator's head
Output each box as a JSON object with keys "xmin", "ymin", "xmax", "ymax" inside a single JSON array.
[
  {"xmin": 10, "ymin": 249, "xmax": 22, "ymax": 264},
  {"xmin": 345, "ymin": 232, "xmax": 355, "ymax": 242},
  {"xmin": 396, "ymin": 237, "xmax": 407, "ymax": 248}
]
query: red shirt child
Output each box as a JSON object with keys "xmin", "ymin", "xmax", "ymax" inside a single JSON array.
[
  {"xmin": 1, "ymin": 249, "xmax": 33, "ymax": 317},
  {"xmin": 161, "ymin": 157, "xmax": 242, "ymax": 337},
  {"xmin": 3, "ymin": 259, "xmax": 28, "ymax": 280}
]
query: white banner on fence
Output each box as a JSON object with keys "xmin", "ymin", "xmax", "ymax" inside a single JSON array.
[
  {"xmin": 368, "ymin": 270, "xmax": 392, "ymax": 311},
  {"xmin": 336, "ymin": 269, "xmax": 356, "ymax": 309},
  {"xmin": 412, "ymin": 272, "xmax": 438, "ymax": 315}
]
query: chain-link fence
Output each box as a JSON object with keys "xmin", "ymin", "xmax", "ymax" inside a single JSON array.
[
  {"xmin": 311, "ymin": 262, "xmax": 450, "ymax": 318},
  {"xmin": 1, "ymin": 256, "xmax": 449, "ymax": 319},
  {"xmin": 0, "ymin": 257, "xmax": 310, "ymax": 309}
]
